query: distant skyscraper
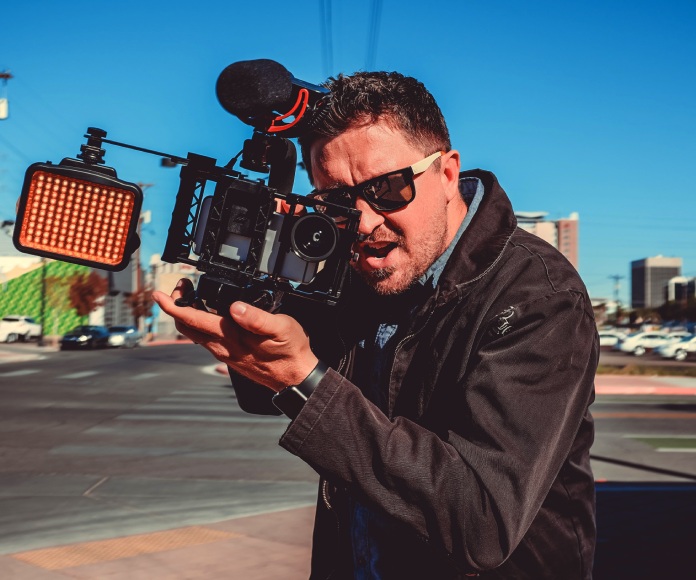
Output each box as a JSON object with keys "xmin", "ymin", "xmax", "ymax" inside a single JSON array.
[
  {"xmin": 515, "ymin": 211, "xmax": 579, "ymax": 270},
  {"xmin": 631, "ymin": 256, "xmax": 682, "ymax": 309},
  {"xmin": 666, "ymin": 276, "xmax": 696, "ymax": 304}
]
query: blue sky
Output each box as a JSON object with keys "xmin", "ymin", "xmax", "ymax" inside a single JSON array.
[{"xmin": 1, "ymin": 0, "xmax": 694, "ymax": 303}]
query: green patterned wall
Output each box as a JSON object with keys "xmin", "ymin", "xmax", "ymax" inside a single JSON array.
[{"xmin": 0, "ymin": 262, "xmax": 90, "ymax": 337}]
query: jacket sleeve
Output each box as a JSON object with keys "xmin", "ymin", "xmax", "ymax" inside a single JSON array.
[
  {"xmin": 277, "ymin": 289, "xmax": 598, "ymax": 572},
  {"xmin": 229, "ymin": 368, "xmax": 281, "ymax": 416}
]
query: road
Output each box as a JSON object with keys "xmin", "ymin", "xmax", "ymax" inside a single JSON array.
[
  {"xmin": 0, "ymin": 343, "xmax": 318, "ymax": 555},
  {"xmin": 0, "ymin": 343, "xmax": 694, "ymax": 578}
]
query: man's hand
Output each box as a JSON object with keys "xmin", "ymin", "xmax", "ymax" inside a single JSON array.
[{"xmin": 152, "ymin": 279, "xmax": 319, "ymax": 392}]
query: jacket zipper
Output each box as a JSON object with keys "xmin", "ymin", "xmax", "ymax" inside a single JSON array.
[{"xmin": 388, "ymin": 307, "xmax": 436, "ymax": 416}]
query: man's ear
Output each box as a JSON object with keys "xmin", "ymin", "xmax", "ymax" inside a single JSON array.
[{"xmin": 440, "ymin": 149, "xmax": 461, "ymax": 203}]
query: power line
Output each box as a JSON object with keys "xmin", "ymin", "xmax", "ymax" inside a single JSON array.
[
  {"xmin": 319, "ymin": 0, "xmax": 334, "ymax": 78},
  {"xmin": 365, "ymin": 0, "xmax": 382, "ymax": 70}
]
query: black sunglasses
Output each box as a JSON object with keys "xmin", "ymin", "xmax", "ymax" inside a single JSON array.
[{"xmin": 309, "ymin": 151, "xmax": 442, "ymax": 222}]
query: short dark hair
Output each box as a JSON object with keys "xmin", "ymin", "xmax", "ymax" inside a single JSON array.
[{"xmin": 299, "ymin": 71, "xmax": 451, "ymax": 183}]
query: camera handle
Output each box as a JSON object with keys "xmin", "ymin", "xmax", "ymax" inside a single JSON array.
[{"xmin": 240, "ymin": 132, "xmax": 297, "ymax": 194}]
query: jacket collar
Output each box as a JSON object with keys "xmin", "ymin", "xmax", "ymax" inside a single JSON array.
[{"xmin": 436, "ymin": 169, "xmax": 518, "ymax": 301}]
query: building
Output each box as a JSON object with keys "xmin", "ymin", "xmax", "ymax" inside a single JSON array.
[
  {"xmin": 101, "ymin": 262, "xmax": 139, "ymax": 328},
  {"xmin": 667, "ymin": 276, "xmax": 696, "ymax": 304},
  {"xmin": 0, "ymin": 220, "xmax": 42, "ymax": 284},
  {"xmin": 148, "ymin": 255, "xmax": 201, "ymax": 339},
  {"xmin": 631, "ymin": 256, "xmax": 682, "ymax": 309},
  {"xmin": 515, "ymin": 211, "xmax": 579, "ymax": 270}
]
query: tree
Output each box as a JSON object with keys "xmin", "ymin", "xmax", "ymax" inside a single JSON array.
[
  {"xmin": 68, "ymin": 271, "xmax": 109, "ymax": 321},
  {"xmin": 657, "ymin": 297, "xmax": 696, "ymax": 323},
  {"xmin": 45, "ymin": 274, "xmax": 74, "ymax": 342},
  {"xmin": 126, "ymin": 286, "xmax": 154, "ymax": 328}
]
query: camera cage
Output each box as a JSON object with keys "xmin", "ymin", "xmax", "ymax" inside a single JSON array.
[
  {"xmin": 160, "ymin": 137, "xmax": 361, "ymax": 313},
  {"xmin": 14, "ymin": 126, "xmax": 362, "ymax": 314}
]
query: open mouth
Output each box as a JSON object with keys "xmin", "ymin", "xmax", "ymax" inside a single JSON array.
[{"xmin": 363, "ymin": 242, "xmax": 398, "ymax": 259}]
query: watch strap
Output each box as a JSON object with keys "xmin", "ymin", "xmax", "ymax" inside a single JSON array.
[{"xmin": 272, "ymin": 360, "xmax": 329, "ymax": 419}]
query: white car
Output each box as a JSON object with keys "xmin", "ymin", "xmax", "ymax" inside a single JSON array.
[
  {"xmin": 107, "ymin": 325, "xmax": 143, "ymax": 348},
  {"xmin": 598, "ymin": 330, "xmax": 628, "ymax": 348},
  {"xmin": 655, "ymin": 335, "xmax": 696, "ymax": 361},
  {"xmin": 616, "ymin": 331, "xmax": 684, "ymax": 356},
  {"xmin": 0, "ymin": 315, "xmax": 42, "ymax": 343}
]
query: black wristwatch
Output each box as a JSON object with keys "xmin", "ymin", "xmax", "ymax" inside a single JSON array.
[{"xmin": 272, "ymin": 360, "xmax": 329, "ymax": 420}]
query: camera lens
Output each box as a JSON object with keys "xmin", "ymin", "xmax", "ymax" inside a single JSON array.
[{"xmin": 290, "ymin": 213, "xmax": 338, "ymax": 262}]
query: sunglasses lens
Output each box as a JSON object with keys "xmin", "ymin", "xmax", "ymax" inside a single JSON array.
[
  {"xmin": 311, "ymin": 190, "xmax": 353, "ymax": 223},
  {"xmin": 363, "ymin": 172, "xmax": 414, "ymax": 211}
]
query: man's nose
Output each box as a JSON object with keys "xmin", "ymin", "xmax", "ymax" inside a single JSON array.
[{"xmin": 355, "ymin": 197, "xmax": 385, "ymax": 236}]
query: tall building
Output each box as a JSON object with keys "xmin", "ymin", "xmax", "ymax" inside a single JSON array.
[
  {"xmin": 667, "ymin": 276, "xmax": 696, "ymax": 304},
  {"xmin": 631, "ymin": 256, "xmax": 682, "ymax": 309},
  {"xmin": 515, "ymin": 211, "xmax": 579, "ymax": 270}
]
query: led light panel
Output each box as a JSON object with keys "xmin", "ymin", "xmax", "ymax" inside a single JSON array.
[{"xmin": 15, "ymin": 166, "xmax": 141, "ymax": 270}]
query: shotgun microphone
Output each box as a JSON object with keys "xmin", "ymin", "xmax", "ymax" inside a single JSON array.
[{"xmin": 215, "ymin": 59, "xmax": 329, "ymax": 137}]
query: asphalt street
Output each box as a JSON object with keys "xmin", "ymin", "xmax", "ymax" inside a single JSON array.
[{"xmin": 0, "ymin": 341, "xmax": 694, "ymax": 579}]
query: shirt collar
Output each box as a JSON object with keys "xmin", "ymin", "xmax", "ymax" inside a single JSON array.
[{"xmin": 418, "ymin": 176, "xmax": 485, "ymax": 289}]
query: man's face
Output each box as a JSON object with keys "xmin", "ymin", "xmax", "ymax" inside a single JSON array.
[{"xmin": 310, "ymin": 121, "xmax": 462, "ymax": 295}]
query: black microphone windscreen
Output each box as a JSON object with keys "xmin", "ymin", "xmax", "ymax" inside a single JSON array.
[{"xmin": 216, "ymin": 59, "xmax": 294, "ymax": 119}]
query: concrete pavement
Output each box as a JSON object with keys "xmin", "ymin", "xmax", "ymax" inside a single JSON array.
[{"xmin": 0, "ymin": 506, "xmax": 314, "ymax": 580}]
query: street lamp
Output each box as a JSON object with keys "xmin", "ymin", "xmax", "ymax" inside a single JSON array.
[{"xmin": 0, "ymin": 70, "xmax": 12, "ymax": 121}]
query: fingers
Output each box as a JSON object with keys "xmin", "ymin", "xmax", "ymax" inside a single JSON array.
[
  {"xmin": 153, "ymin": 280, "xmax": 225, "ymax": 340},
  {"xmin": 170, "ymin": 278, "xmax": 194, "ymax": 301}
]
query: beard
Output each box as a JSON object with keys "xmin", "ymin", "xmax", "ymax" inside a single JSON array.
[{"xmin": 355, "ymin": 225, "xmax": 448, "ymax": 296}]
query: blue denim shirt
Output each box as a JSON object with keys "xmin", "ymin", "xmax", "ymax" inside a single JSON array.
[{"xmin": 350, "ymin": 177, "xmax": 484, "ymax": 578}]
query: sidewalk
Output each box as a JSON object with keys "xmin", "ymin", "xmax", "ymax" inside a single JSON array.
[
  {"xmin": 594, "ymin": 373, "xmax": 696, "ymax": 395},
  {"xmin": 0, "ymin": 506, "xmax": 315, "ymax": 580}
]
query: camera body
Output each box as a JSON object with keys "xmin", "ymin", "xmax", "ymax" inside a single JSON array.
[{"xmin": 161, "ymin": 150, "xmax": 360, "ymax": 313}]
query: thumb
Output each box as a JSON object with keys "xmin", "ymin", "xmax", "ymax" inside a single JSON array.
[{"xmin": 229, "ymin": 301, "xmax": 285, "ymax": 339}]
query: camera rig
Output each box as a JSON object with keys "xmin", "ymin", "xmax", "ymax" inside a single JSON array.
[{"xmin": 13, "ymin": 60, "xmax": 362, "ymax": 313}]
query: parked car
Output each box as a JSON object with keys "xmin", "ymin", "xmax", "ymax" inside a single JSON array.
[
  {"xmin": 107, "ymin": 325, "xmax": 143, "ymax": 348},
  {"xmin": 615, "ymin": 331, "xmax": 686, "ymax": 356},
  {"xmin": 0, "ymin": 314, "xmax": 42, "ymax": 343},
  {"xmin": 60, "ymin": 325, "xmax": 111, "ymax": 350},
  {"xmin": 655, "ymin": 335, "xmax": 696, "ymax": 361},
  {"xmin": 598, "ymin": 329, "xmax": 628, "ymax": 348}
]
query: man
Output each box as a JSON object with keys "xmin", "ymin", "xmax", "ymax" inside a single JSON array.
[{"xmin": 154, "ymin": 71, "xmax": 598, "ymax": 579}]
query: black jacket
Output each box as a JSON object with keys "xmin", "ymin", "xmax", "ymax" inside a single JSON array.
[{"xmin": 234, "ymin": 169, "xmax": 598, "ymax": 579}]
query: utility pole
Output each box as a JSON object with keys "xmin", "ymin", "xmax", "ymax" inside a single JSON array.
[
  {"xmin": 134, "ymin": 183, "xmax": 153, "ymax": 332},
  {"xmin": 609, "ymin": 274, "xmax": 625, "ymax": 325},
  {"xmin": 37, "ymin": 258, "xmax": 47, "ymax": 346},
  {"xmin": 609, "ymin": 274, "xmax": 624, "ymax": 306}
]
